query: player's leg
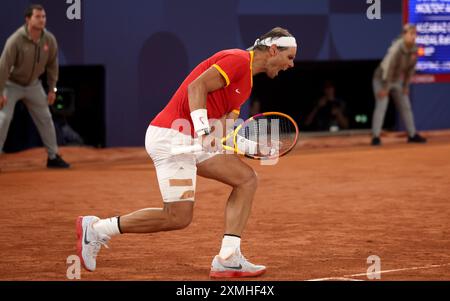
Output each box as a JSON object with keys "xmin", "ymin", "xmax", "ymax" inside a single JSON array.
[
  {"xmin": 196, "ymin": 154, "xmax": 265, "ymax": 278},
  {"xmin": 76, "ymin": 126, "xmax": 197, "ymax": 271},
  {"xmin": 116, "ymin": 127, "xmax": 198, "ymax": 233},
  {"xmin": 197, "ymin": 154, "xmax": 257, "ymax": 236},
  {"xmin": 0, "ymin": 82, "xmax": 24, "ymax": 152},
  {"xmin": 22, "ymin": 81, "xmax": 69, "ymax": 167},
  {"xmin": 371, "ymin": 79, "xmax": 390, "ymax": 145},
  {"xmin": 77, "ymin": 201, "xmax": 194, "ymax": 272},
  {"xmin": 119, "ymin": 201, "xmax": 194, "ymax": 233},
  {"xmin": 391, "ymin": 84, "xmax": 426, "ymax": 143}
]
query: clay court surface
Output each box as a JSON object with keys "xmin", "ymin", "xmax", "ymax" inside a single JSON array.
[{"xmin": 1, "ymin": 130, "xmax": 449, "ymax": 281}]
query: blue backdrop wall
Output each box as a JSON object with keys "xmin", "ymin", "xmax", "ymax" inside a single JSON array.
[{"xmin": 1, "ymin": 0, "xmax": 449, "ymax": 146}]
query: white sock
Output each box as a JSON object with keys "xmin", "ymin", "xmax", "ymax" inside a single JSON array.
[
  {"xmin": 93, "ymin": 216, "xmax": 121, "ymax": 237},
  {"xmin": 219, "ymin": 235, "xmax": 241, "ymax": 259}
]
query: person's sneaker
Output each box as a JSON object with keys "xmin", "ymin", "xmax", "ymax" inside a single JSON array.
[
  {"xmin": 407, "ymin": 134, "xmax": 427, "ymax": 144},
  {"xmin": 209, "ymin": 250, "xmax": 266, "ymax": 278},
  {"xmin": 371, "ymin": 137, "xmax": 381, "ymax": 146},
  {"xmin": 47, "ymin": 154, "xmax": 70, "ymax": 169},
  {"xmin": 76, "ymin": 216, "xmax": 110, "ymax": 272}
]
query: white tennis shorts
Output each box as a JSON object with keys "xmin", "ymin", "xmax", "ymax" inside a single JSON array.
[{"xmin": 145, "ymin": 125, "xmax": 219, "ymax": 203}]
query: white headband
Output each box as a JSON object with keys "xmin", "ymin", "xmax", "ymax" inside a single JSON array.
[{"xmin": 253, "ymin": 36, "xmax": 297, "ymax": 48}]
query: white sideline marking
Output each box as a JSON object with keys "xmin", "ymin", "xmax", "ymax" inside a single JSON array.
[
  {"xmin": 344, "ymin": 263, "xmax": 450, "ymax": 278},
  {"xmin": 307, "ymin": 277, "xmax": 363, "ymax": 281},
  {"xmin": 306, "ymin": 263, "xmax": 450, "ymax": 281}
]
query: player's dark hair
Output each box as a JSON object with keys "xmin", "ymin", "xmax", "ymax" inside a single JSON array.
[
  {"xmin": 252, "ymin": 27, "xmax": 294, "ymax": 51},
  {"xmin": 25, "ymin": 4, "xmax": 44, "ymax": 19}
]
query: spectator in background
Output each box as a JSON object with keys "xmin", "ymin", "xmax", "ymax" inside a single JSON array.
[
  {"xmin": 0, "ymin": 4, "xmax": 70, "ymax": 168},
  {"xmin": 304, "ymin": 80, "xmax": 349, "ymax": 132},
  {"xmin": 371, "ymin": 23, "xmax": 427, "ymax": 146}
]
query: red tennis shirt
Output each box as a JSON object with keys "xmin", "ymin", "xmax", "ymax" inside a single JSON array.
[{"xmin": 150, "ymin": 49, "xmax": 254, "ymax": 136}]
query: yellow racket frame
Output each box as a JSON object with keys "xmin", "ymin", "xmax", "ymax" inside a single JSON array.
[{"xmin": 220, "ymin": 111, "xmax": 299, "ymax": 159}]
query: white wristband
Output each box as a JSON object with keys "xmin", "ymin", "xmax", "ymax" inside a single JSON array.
[{"xmin": 190, "ymin": 109, "xmax": 210, "ymax": 136}]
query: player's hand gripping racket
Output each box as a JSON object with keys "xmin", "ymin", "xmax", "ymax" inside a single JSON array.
[{"xmin": 171, "ymin": 112, "xmax": 299, "ymax": 160}]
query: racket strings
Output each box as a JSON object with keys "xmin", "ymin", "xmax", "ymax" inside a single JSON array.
[
  {"xmin": 238, "ymin": 115, "xmax": 298, "ymax": 157},
  {"xmin": 268, "ymin": 117, "xmax": 296, "ymax": 154}
]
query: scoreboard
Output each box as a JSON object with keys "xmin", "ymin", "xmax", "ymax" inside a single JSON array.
[{"xmin": 404, "ymin": 0, "xmax": 450, "ymax": 82}]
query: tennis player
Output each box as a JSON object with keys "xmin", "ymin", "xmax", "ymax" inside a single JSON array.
[{"xmin": 77, "ymin": 27, "xmax": 297, "ymax": 278}]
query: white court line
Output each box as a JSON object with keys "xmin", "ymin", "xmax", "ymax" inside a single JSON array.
[
  {"xmin": 307, "ymin": 277, "xmax": 363, "ymax": 281},
  {"xmin": 345, "ymin": 263, "xmax": 450, "ymax": 278},
  {"xmin": 306, "ymin": 263, "xmax": 450, "ymax": 281}
]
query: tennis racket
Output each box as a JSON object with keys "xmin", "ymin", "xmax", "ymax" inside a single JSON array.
[{"xmin": 171, "ymin": 112, "xmax": 299, "ymax": 160}]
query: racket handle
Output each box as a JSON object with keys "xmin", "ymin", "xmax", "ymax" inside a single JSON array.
[{"xmin": 170, "ymin": 144, "xmax": 203, "ymax": 155}]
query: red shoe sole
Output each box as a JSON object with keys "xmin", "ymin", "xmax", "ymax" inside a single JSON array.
[{"xmin": 209, "ymin": 269, "xmax": 266, "ymax": 278}]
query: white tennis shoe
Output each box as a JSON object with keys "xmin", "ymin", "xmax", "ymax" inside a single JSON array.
[
  {"xmin": 76, "ymin": 216, "xmax": 110, "ymax": 272},
  {"xmin": 209, "ymin": 249, "xmax": 266, "ymax": 278}
]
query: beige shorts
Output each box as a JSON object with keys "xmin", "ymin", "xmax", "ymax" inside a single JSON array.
[{"xmin": 145, "ymin": 125, "xmax": 219, "ymax": 203}]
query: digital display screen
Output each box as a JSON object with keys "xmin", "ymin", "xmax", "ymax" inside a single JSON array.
[{"xmin": 406, "ymin": 0, "xmax": 450, "ymax": 75}]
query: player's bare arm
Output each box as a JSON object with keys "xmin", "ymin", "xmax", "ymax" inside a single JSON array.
[{"xmin": 188, "ymin": 66, "xmax": 227, "ymax": 150}]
